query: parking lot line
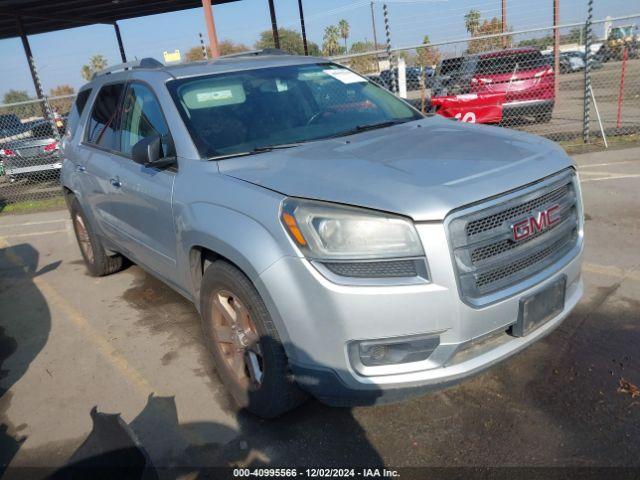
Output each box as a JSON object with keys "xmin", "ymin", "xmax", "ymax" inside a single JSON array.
[
  {"xmin": 3, "ymin": 228, "xmax": 68, "ymax": 239},
  {"xmin": 580, "ymin": 174, "xmax": 640, "ymax": 183},
  {"xmin": 583, "ymin": 262, "xmax": 640, "ymax": 283},
  {"xmin": 0, "ymin": 219, "xmax": 67, "ymax": 229},
  {"xmin": 579, "ymin": 160, "xmax": 640, "ymax": 168},
  {"xmin": 0, "ymin": 235, "xmax": 156, "ymax": 396}
]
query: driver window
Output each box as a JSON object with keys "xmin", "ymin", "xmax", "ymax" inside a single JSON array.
[{"xmin": 120, "ymin": 83, "xmax": 170, "ymax": 157}]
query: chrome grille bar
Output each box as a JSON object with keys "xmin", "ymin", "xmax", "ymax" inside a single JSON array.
[{"xmin": 447, "ymin": 169, "xmax": 581, "ymax": 306}]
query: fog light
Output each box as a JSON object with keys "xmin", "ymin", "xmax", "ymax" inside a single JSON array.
[{"xmin": 351, "ymin": 334, "xmax": 440, "ymax": 370}]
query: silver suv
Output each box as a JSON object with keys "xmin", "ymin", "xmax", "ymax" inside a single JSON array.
[{"xmin": 61, "ymin": 52, "xmax": 584, "ymax": 417}]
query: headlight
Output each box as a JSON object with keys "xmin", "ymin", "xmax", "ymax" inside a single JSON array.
[{"xmin": 280, "ymin": 198, "xmax": 424, "ymax": 260}]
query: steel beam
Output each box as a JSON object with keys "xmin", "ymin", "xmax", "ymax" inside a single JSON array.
[
  {"xmin": 15, "ymin": 16, "xmax": 44, "ymax": 100},
  {"xmin": 114, "ymin": 21, "xmax": 127, "ymax": 63}
]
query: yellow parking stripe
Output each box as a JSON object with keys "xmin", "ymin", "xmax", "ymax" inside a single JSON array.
[
  {"xmin": 2, "ymin": 229, "xmax": 68, "ymax": 239},
  {"xmin": 0, "ymin": 236, "xmax": 156, "ymax": 395}
]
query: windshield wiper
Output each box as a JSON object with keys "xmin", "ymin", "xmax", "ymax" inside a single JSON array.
[
  {"xmin": 326, "ymin": 119, "xmax": 410, "ymax": 139},
  {"xmin": 208, "ymin": 142, "xmax": 303, "ymax": 160}
]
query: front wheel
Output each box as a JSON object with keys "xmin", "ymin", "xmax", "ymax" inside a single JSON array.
[{"xmin": 200, "ymin": 261, "xmax": 306, "ymax": 418}]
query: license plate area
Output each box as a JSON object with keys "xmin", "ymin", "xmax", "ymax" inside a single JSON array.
[{"xmin": 511, "ymin": 276, "xmax": 566, "ymax": 337}]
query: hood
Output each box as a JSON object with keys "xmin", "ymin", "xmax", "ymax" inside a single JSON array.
[{"xmin": 218, "ymin": 116, "xmax": 574, "ymax": 221}]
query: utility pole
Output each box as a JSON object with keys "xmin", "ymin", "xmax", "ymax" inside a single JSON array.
[
  {"xmin": 268, "ymin": 0, "xmax": 280, "ymax": 49},
  {"xmin": 370, "ymin": 1, "xmax": 380, "ymax": 71},
  {"xmin": 297, "ymin": 0, "xmax": 308, "ymax": 55},
  {"xmin": 553, "ymin": 0, "xmax": 560, "ymax": 95},
  {"xmin": 501, "ymin": 0, "xmax": 507, "ymax": 48},
  {"xmin": 202, "ymin": 0, "xmax": 220, "ymax": 57}
]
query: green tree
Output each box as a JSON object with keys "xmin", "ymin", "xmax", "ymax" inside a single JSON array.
[
  {"xmin": 322, "ymin": 25, "xmax": 342, "ymax": 56},
  {"xmin": 185, "ymin": 40, "xmax": 249, "ymax": 62},
  {"xmin": 347, "ymin": 41, "xmax": 377, "ymax": 74},
  {"xmin": 49, "ymin": 85, "xmax": 76, "ymax": 115},
  {"xmin": 255, "ymin": 28, "xmax": 320, "ymax": 56},
  {"xmin": 1, "ymin": 90, "xmax": 33, "ymax": 119},
  {"xmin": 3, "ymin": 90, "xmax": 30, "ymax": 105},
  {"xmin": 81, "ymin": 54, "xmax": 108, "ymax": 81},
  {"xmin": 468, "ymin": 17, "xmax": 511, "ymax": 53},
  {"xmin": 464, "ymin": 9, "xmax": 481, "ymax": 36},
  {"xmin": 416, "ymin": 35, "xmax": 441, "ymax": 67},
  {"xmin": 338, "ymin": 19, "xmax": 350, "ymax": 50}
]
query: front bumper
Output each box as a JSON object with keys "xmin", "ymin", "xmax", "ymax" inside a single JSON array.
[
  {"xmin": 503, "ymin": 99, "xmax": 554, "ymax": 118},
  {"xmin": 257, "ymin": 222, "xmax": 583, "ymax": 406}
]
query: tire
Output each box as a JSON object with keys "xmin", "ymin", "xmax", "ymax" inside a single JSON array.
[
  {"xmin": 200, "ymin": 260, "xmax": 306, "ymax": 418},
  {"xmin": 535, "ymin": 111, "xmax": 552, "ymax": 123},
  {"xmin": 69, "ymin": 196, "xmax": 124, "ymax": 277}
]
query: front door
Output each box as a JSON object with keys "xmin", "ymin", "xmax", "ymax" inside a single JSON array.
[{"xmin": 115, "ymin": 82, "xmax": 178, "ymax": 285}]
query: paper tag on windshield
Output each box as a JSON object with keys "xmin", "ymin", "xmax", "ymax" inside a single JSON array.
[
  {"xmin": 196, "ymin": 89, "xmax": 233, "ymax": 102},
  {"xmin": 323, "ymin": 69, "xmax": 367, "ymax": 84}
]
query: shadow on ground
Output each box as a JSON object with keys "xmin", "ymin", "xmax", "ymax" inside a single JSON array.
[{"xmin": 0, "ymin": 243, "xmax": 60, "ymax": 475}]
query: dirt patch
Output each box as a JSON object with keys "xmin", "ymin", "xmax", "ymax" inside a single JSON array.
[
  {"xmin": 161, "ymin": 351, "xmax": 178, "ymax": 366},
  {"xmin": 119, "ymin": 268, "xmax": 230, "ymax": 404}
]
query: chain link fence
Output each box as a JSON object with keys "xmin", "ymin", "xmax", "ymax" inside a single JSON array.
[
  {"xmin": 1, "ymin": 9, "xmax": 639, "ymax": 207},
  {"xmin": 0, "ymin": 95, "xmax": 72, "ymax": 206},
  {"xmin": 334, "ymin": 14, "xmax": 640, "ymax": 145}
]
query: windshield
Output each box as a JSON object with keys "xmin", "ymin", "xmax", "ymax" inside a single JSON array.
[
  {"xmin": 167, "ymin": 63, "xmax": 422, "ymax": 158},
  {"xmin": 476, "ymin": 51, "xmax": 546, "ymax": 75}
]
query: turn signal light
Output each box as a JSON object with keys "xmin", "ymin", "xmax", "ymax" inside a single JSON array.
[{"xmin": 281, "ymin": 212, "xmax": 307, "ymax": 246}]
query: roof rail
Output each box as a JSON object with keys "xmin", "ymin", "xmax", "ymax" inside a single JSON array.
[
  {"xmin": 92, "ymin": 57, "xmax": 164, "ymax": 79},
  {"xmin": 219, "ymin": 48, "xmax": 289, "ymax": 59}
]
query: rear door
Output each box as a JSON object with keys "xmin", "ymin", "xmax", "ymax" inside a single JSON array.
[
  {"xmin": 115, "ymin": 81, "xmax": 178, "ymax": 284},
  {"xmin": 77, "ymin": 82, "xmax": 128, "ymax": 243}
]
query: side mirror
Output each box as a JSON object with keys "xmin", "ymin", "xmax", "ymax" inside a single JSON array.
[{"xmin": 131, "ymin": 135, "xmax": 176, "ymax": 169}]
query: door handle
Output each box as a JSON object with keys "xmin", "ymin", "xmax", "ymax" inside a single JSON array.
[
  {"xmin": 110, "ymin": 178, "xmax": 122, "ymax": 188},
  {"xmin": 76, "ymin": 164, "xmax": 86, "ymax": 173}
]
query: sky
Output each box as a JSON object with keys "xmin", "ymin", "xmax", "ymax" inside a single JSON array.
[{"xmin": 0, "ymin": 0, "xmax": 637, "ymax": 99}]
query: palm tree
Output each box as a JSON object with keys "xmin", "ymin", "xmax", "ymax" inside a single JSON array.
[
  {"xmin": 81, "ymin": 54, "xmax": 108, "ymax": 81},
  {"xmin": 338, "ymin": 19, "xmax": 350, "ymax": 50},
  {"xmin": 322, "ymin": 25, "xmax": 341, "ymax": 56},
  {"xmin": 464, "ymin": 9, "xmax": 481, "ymax": 36}
]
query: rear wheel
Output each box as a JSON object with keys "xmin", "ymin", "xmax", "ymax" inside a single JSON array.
[
  {"xmin": 535, "ymin": 111, "xmax": 553, "ymax": 123},
  {"xmin": 200, "ymin": 261, "xmax": 306, "ymax": 418},
  {"xmin": 69, "ymin": 196, "xmax": 124, "ymax": 277}
]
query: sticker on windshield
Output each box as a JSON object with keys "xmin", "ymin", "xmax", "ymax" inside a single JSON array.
[
  {"xmin": 323, "ymin": 69, "xmax": 367, "ymax": 84},
  {"xmin": 196, "ymin": 89, "xmax": 233, "ymax": 102},
  {"xmin": 180, "ymin": 81, "xmax": 246, "ymax": 109}
]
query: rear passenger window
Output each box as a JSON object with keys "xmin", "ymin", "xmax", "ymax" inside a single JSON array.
[
  {"xmin": 86, "ymin": 83, "xmax": 125, "ymax": 150},
  {"xmin": 66, "ymin": 88, "xmax": 92, "ymax": 138}
]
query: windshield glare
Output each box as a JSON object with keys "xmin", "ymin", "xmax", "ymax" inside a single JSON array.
[{"xmin": 167, "ymin": 63, "xmax": 422, "ymax": 158}]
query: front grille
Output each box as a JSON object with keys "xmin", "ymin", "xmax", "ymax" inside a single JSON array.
[
  {"xmin": 466, "ymin": 184, "xmax": 569, "ymax": 237},
  {"xmin": 322, "ymin": 259, "xmax": 418, "ymax": 278},
  {"xmin": 448, "ymin": 170, "xmax": 581, "ymax": 304},
  {"xmin": 475, "ymin": 230, "xmax": 577, "ymax": 288},
  {"xmin": 470, "ymin": 206, "xmax": 575, "ymax": 263}
]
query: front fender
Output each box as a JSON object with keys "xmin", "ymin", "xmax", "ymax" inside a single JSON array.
[{"xmin": 178, "ymin": 201, "xmax": 295, "ymax": 292}]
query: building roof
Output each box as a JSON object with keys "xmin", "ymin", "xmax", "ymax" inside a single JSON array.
[{"xmin": 0, "ymin": 0, "xmax": 239, "ymax": 40}]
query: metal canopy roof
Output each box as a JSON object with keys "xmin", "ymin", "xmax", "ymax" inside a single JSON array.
[{"xmin": 0, "ymin": 0, "xmax": 239, "ymax": 40}]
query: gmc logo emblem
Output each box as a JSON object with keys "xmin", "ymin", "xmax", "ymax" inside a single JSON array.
[{"xmin": 511, "ymin": 205, "xmax": 561, "ymax": 242}]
